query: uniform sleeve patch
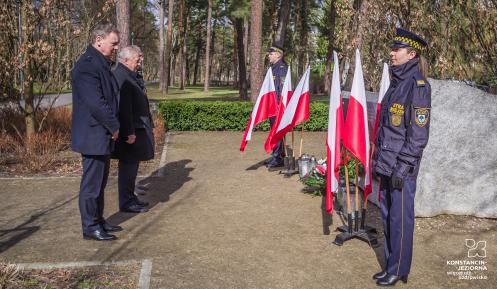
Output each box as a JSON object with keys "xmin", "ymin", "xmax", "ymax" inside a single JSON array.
[
  {"xmin": 414, "ymin": 108, "xmax": 430, "ymax": 127},
  {"xmin": 416, "ymin": 79, "xmax": 425, "ymax": 86}
]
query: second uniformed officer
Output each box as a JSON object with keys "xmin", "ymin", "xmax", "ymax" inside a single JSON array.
[
  {"xmin": 266, "ymin": 45, "xmax": 288, "ymax": 168},
  {"xmin": 373, "ymin": 28, "xmax": 431, "ymax": 286}
]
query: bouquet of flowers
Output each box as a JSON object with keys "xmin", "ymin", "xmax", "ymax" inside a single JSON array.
[{"xmin": 300, "ymin": 158, "xmax": 327, "ymax": 196}]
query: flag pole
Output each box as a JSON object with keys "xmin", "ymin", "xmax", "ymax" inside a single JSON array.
[
  {"xmin": 283, "ymin": 135, "xmax": 288, "ymax": 157},
  {"xmin": 291, "ymin": 130, "xmax": 295, "ymax": 158},
  {"xmin": 344, "ymin": 151, "xmax": 353, "ymax": 234},
  {"xmin": 361, "ymin": 142, "xmax": 374, "ymax": 230},
  {"xmin": 354, "ymin": 159, "xmax": 359, "ymax": 231},
  {"xmin": 299, "ymin": 123, "xmax": 305, "ymax": 157}
]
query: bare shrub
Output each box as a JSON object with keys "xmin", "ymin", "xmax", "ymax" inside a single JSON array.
[
  {"xmin": 17, "ymin": 130, "xmax": 70, "ymax": 173},
  {"xmin": 0, "ymin": 106, "xmax": 72, "ymax": 174},
  {"xmin": 36, "ymin": 106, "xmax": 72, "ymax": 134}
]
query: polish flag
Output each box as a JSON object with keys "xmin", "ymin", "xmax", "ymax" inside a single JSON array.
[
  {"xmin": 343, "ymin": 49, "xmax": 372, "ymax": 197},
  {"xmin": 372, "ymin": 63, "xmax": 390, "ymax": 142},
  {"xmin": 264, "ymin": 68, "xmax": 293, "ymax": 153},
  {"xmin": 268, "ymin": 67, "xmax": 310, "ymax": 149},
  {"xmin": 280, "ymin": 67, "xmax": 293, "ymax": 108},
  {"xmin": 326, "ymin": 51, "xmax": 344, "ymax": 214},
  {"xmin": 240, "ymin": 68, "xmax": 278, "ymax": 152}
]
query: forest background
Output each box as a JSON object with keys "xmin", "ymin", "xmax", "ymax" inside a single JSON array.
[{"xmin": 0, "ymin": 0, "xmax": 496, "ymax": 138}]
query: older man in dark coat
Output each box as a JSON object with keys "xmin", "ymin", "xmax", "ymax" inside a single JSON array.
[
  {"xmin": 71, "ymin": 24, "xmax": 122, "ymax": 241},
  {"xmin": 112, "ymin": 46, "xmax": 155, "ymax": 213}
]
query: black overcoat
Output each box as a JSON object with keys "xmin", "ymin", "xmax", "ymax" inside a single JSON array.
[
  {"xmin": 112, "ymin": 63, "xmax": 155, "ymax": 162},
  {"xmin": 71, "ymin": 45, "xmax": 120, "ymax": 155}
]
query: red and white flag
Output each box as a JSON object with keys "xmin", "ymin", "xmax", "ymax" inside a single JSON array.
[
  {"xmin": 268, "ymin": 67, "xmax": 310, "ymax": 150},
  {"xmin": 264, "ymin": 68, "xmax": 293, "ymax": 153},
  {"xmin": 372, "ymin": 63, "xmax": 390, "ymax": 142},
  {"xmin": 240, "ymin": 68, "xmax": 278, "ymax": 152},
  {"xmin": 343, "ymin": 49, "xmax": 372, "ymax": 198},
  {"xmin": 280, "ymin": 67, "xmax": 293, "ymax": 108},
  {"xmin": 326, "ymin": 51, "xmax": 344, "ymax": 214}
]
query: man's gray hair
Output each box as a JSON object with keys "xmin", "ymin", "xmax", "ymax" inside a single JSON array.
[
  {"xmin": 118, "ymin": 45, "xmax": 142, "ymax": 61},
  {"xmin": 91, "ymin": 24, "xmax": 119, "ymax": 44}
]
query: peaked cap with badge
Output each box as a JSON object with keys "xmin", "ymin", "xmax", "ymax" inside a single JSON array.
[{"xmin": 389, "ymin": 28, "xmax": 427, "ymax": 50}]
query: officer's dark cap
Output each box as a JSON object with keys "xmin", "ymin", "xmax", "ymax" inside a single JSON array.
[
  {"xmin": 389, "ymin": 28, "xmax": 427, "ymax": 50},
  {"xmin": 267, "ymin": 45, "xmax": 284, "ymax": 54}
]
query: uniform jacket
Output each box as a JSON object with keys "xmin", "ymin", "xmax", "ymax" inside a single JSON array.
[
  {"xmin": 270, "ymin": 59, "xmax": 288, "ymax": 101},
  {"xmin": 112, "ymin": 62, "xmax": 155, "ymax": 162},
  {"xmin": 374, "ymin": 58, "xmax": 431, "ymax": 179},
  {"xmin": 71, "ymin": 45, "xmax": 120, "ymax": 155}
]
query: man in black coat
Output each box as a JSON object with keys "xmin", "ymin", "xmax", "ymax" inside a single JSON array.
[
  {"xmin": 112, "ymin": 46, "xmax": 155, "ymax": 213},
  {"xmin": 71, "ymin": 24, "xmax": 122, "ymax": 241}
]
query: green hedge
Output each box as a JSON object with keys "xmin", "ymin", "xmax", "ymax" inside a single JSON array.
[{"xmin": 158, "ymin": 100, "xmax": 329, "ymax": 131}]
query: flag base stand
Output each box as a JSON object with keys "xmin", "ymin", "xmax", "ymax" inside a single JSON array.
[
  {"xmin": 333, "ymin": 211, "xmax": 379, "ymax": 247},
  {"xmin": 280, "ymin": 156, "xmax": 297, "ymax": 177}
]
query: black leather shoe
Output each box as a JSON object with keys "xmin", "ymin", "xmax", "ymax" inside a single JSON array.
[
  {"xmin": 102, "ymin": 222, "xmax": 123, "ymax": 232},
  {"xmin": 266, "ymin": 159, "xmax": 284, "ymax": 168},
  {"xmin": 376, "ymin": 274, "xmax": 408, "ymax": 286},
  {"xmin": 121, "ymin": 204, "xmax": 149, "ymax": 213},
  {"xmin": 373, "ymin": 271, "xmax": 387, "ymax": 280},
  {"xmin": 135, "ymin": 199, "xmax": 149, "ymax": 207},
  {"xmin": 83, "ymin": 229, "xmax": 117, "ymax": 241},
  {"xmin": 263, "ymin": 158, "xmax": 273, "ymax": 165}
]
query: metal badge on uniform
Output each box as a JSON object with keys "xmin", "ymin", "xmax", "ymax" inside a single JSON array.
[
  {"xmin": 389, "ymin": 103, "xmax": 404, "ymax": 126},
  {"xmin": 415, "ymin": 108, "xmax": 429, "ymax": 127},
  {"xmin": 391, "ymin": 114, "xmax": 402, "ymax": 126}
]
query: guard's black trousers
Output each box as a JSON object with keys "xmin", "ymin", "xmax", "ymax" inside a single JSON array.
[
  {"xmin": 269, "ymin": 116, "xmax": 284, "ymax": 161},
  {"xmin": 380, "ymin": 175, "xmax": 417, "ymax": 277}
]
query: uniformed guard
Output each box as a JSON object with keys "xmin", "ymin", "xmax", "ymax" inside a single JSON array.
[
  {"xmin": 372, "ymin": 28, "xmax": 431, "ymax": 286},
  {"xmin": 265, "ymin": 44, "xmax": 288, "ymax": 168}
]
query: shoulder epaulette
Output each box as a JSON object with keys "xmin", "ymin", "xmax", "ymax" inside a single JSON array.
[{"xmin": 413, "ymin": 72, "xmax": 426, "ymax": 87}]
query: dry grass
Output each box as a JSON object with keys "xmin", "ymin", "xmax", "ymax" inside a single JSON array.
[
  {"xmin": 0, "ymin": 263, "xmax": 21, "ymax": 289},
  {"xmin": 0, "ymin": 106, "xmax": 72, "ymax": 174},
  {"xmin": 1, "ymin": 263, "xmax": 139, "ymax": 289},
  {"xmin": 0, "ymin": 106, "xmax": 166, "ymax": 176}
]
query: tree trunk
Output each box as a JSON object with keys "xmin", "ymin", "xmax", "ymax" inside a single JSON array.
[
  {"xmin": 344, "ymin": 0, "xmax": 368, "ymax": 90},
  {"xmin": 243, "ymin": 17, "xmax": 249, "ymax": 64},
  {"xmin": 181, "ymin": 5, "xmax": 189, "ymax": 90},
  {"xmin": 193, "ymin": 35, "xmax": 202, "ymax": 85},
  {"xmin": 234, "ymin": 18, "xmax": 248, "ymax": 100},
  {"xmin": 232, "ymin": 26, "xmax": 238, "ymax": 89},
  {"xmin": 296, "ymin": 0, "xmax": 308, "ymax": 76},
  {"xmin": 203, "ymin": 0, "xmax": 212, "ymax": 91},
  {"xmin": 178, "ymin": 0, "xmax": 184, "ymax": 89},
  {"xmin": 116, "ymin": 0, "xmax": 131, "ymax": 47},
  {"xmin": 21, "ymin": 2, "xmax": 35, "ymax": 137},
  {"xmin": 165, "ymin": 0, "xmax": 174, "ymax": 94},
  {"xmin": 250, "ymin": 0, "xmax": 263, "ymax": 102},
  {"xmin": 159, "ymin": 0, "xmax": 166, "ymax": 92},
  {"xmin": 324, "ymin": 0, "xmax": 337, "ymax": 95},
  {"xmin": 274, "ymin": 0, "xmax": 291, "ymax": 47}
]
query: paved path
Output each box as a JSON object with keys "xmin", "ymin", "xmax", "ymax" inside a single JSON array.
[{"xmin": 0, "ymin": 132, "xmax": 495, "ymax": 288}]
